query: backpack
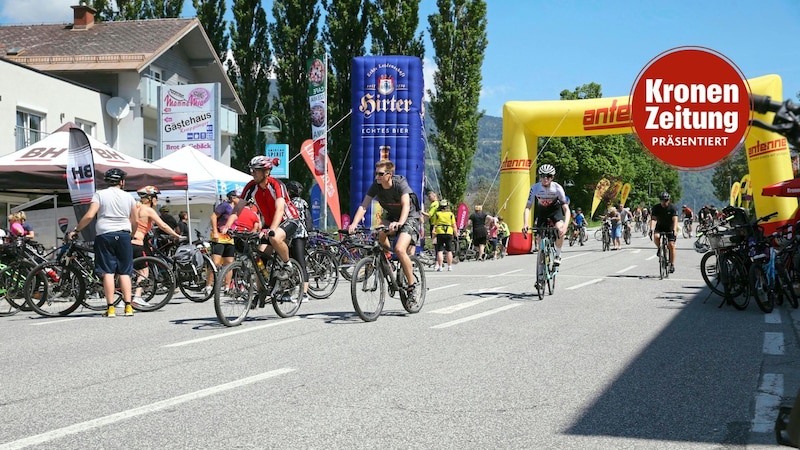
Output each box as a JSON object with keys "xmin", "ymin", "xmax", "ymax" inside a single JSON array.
[
  {"xmin": 391, "ymin": 175, "xmax": 421, "ymax": 211},
  {"xmin": 174, "ymin": 244, "xmax": 203, "ymax": 273}
]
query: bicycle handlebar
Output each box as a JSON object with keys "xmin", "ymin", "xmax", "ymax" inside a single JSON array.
[{"xmin": 748, "ymin": 94, "xmax": 800, "ymax": 146}]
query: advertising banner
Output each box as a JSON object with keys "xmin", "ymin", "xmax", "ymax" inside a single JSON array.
[
  {"xmin": 159, "ymin": 83, "xmax": 220, "ymax": 158},
  {"xmin": 350, "ymin": 56, "xmax": 425, "ymax": 227},
  {"xmin": 66, "ymin": 127, "xmax": 96, "ymax": 241},
  {"xmin": 300, "ymin": 139, "xmax": 342, "ymax": 229},
  {"xmin": 590, "ymin": 178, "xmax": 611, "ymax": 218},
  {"xmin": 266, "ymin": 144, "xmax": 289, "ymax": 179}
]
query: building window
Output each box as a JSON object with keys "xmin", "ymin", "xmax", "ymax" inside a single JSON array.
[
  {"xmin": 148, "ymin": 66, "xmax": 163, "ymax": 82},
  {"xmin": 16, "ymin": 110, "xmax": 44, "ymax": 150},
  {"xmin": 143, "ymin": 143, "xmax": 157, "ymax": 162},
  {"xmin": 75, "ymin": 119, "xmax": 95, "ymax": 137}
]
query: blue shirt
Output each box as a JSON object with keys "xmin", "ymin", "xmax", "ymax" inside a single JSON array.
[{"xmin": 574, "ymin": 213, "xmax": 586, "ymax": 227}]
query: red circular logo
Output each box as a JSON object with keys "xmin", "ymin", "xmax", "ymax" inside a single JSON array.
[{"xmin": 630, "ymin": 47, "xmax": 751, "ymax": 170}]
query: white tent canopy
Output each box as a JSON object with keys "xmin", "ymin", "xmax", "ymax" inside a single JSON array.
[{"xmin": 152, "ymin": 146, "xmax": 252, "ymax": 204}]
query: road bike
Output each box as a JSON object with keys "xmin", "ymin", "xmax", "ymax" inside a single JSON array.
[
  {"xmin": 682, "ymin": 218, "xmax": 693, "ymax": 239},
  {"xmin": 349, "ymin": 227, "xmax": 426, "ymax": 322},
  {"xmin": 655, "ymin": 231, "xmax": 672, "ymax": 280},
  {"xmin": 214, "ymin": 230, "xmax": 303, "ymax": 327},
  {"xmin": 524, "ymin": 224, "xmax": 559, "ymax": 300}
]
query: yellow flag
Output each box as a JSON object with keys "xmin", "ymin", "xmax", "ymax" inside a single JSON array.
[
  {"xmin": 620, "ymin": 183, "xmax": 632, "ymax": 207},
  {"xmin": 740, "ymin": 174, "xmax": 752, "ymax": 209},
  {"xmin": 591, "ymin": 178, "xmax": 610, "ymax": 218},
  {"xmin": 730, "ymin": 182, "xmax": 741, "ymax": 207}
]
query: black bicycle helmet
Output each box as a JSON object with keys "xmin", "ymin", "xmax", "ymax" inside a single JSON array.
[
  {"xmin": 226, "ymin": 190, "xmax": 238, "ymax": 201},
  {"xmin": 136, "ymin": 185, "xmax": 160, "ymax": 197},
  {"xmin": 104, "ymin": 168, "xmax": 127, "ymax": 185},
  {"xmin": 285, "ymin": 180, "xmax": 303, "ymax": 198},
  {"xmin": 658, "ymin": 191, "xmax": 671, "ymax": 201}
]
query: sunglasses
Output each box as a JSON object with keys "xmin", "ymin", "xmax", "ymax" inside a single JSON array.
[
  {"xmin": 540, "ymin": 175, "xmax": 553, "ymax": 179},
  {"xmin": 375, "ymin": 171, "xmax": 389, "ymax": 177}
]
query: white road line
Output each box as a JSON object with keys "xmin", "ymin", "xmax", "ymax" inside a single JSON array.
[
  {"xmin": 428, "ymin": 284, "xmax": 458, "ymax": 292},
  {"xmin": 563, "ymin": 252, "xmax": 590, "ymax": 260},
  {"xmin": 489, "ymin": 269, "xmax": 524, "ymax": 278},
  {"xmin": 629, "ymin": 249, "xmax": 641, "ymax": 254},
  {"xmin": 431, "ymin": 304, "xmax": 521, "ymax": 329},
  {"xmin": 0, "ymin": 368, "xmax": 295, "ymax": 450},
  {"xmin": 163, "ymin": 318, "xmax": 301, "ymax": 348},
  {"xmin": 752, "ymin": 373, "xmax": 784, "ymax": 432},
  {"xmin": 645, "ymin": 255, "xmax": 657, "ymax": 261},
  {"xmin": 764, "ymin": 311, "xmax": 782, "ymax": 324},
  {"xmin": 763, "ymin": 332, "xmax": 784, "ymax": 355},
  {"xmin": 616, "ymin": 265, "xmax": 636, "ymax": 274},
  {"xmin": 429, "ymin": 296, "xmax": 496, "ymax": 314},
  {"xmin": 565, "ymin": 278, "xmax": 603, "ymax": 290},
  {"xmin": 30, "ymin": 317, "xmax": 87, "ymax": 326}
]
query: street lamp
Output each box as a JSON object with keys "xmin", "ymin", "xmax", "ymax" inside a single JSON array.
[{"xmin": 255, "ymin": 115, "xmax": 282, "ymax": 149}]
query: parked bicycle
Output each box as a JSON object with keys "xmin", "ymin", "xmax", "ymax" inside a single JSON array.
[
  {"xmin": 150, "ymin": 230, "xmax": 217, "ymax": 303},
  {"xmin": 213, "ymin": 230, "xmax": 303, "ymax": 327},
  {"xmin": 349, "ymin": 227, "xmax": 426, "ymax": 322}
]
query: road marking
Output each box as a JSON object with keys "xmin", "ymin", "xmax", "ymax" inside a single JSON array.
[
  {"xmin": 0, "ymin": 368, "xmax": 295, "ymax": 450},
  {"xmin": 764, "ymin": 311, "xmax": 782, "ymax": 324},
  {"xmin": 563, "ymin": 252, "xmax": 590, "ymax": 260},
  {"xmin": 431, "ymin": 304, "xmax": 521, "ymax": 329},
  {"xmin": 646, "ymin": 255, "xmax": 657, "ymax": 261},
  {"xmin": 489, "ymin": 269, "xmax": 524, "ymax": 278},
  {"xmin": 428, "ymin": 284, "xmax": 458, "ymax": 292},
  {"xmin": 163, "ymin": 318, "xmax": 301, "ymax": 348},
  {"xmin": 629, "ymin": 249, "xmax": 641, "ymax": 254},
  {"xmin": 752, "ymin": 373, "xmax": 783, "ymax": 432},
  {"xmin": 763, "ymin": 332, "xmax": 784, "ymax": 355},
  {"xmin": 429, "ymin": 296, "xmax": 496, "ymax": 314},
  {"xmin": 30, "ymin": 317, "xmax": 87, "ymax": 326},
  {"xmin": 566, "ymin": 278, "xmax": 603, "ymax": 290},
  {"xmin": 616, "ymin": 265, "xmax": 636, "ymax": 274}
]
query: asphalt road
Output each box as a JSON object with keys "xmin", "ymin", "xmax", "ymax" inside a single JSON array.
[{"xmin": 0, "ymin": 229, "xmax": 798, "ymax": 449}]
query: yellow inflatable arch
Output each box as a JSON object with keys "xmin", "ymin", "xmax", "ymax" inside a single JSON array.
[{"xmin": 499, "ymin": 74, "xmax": 794, "ymax": 255}]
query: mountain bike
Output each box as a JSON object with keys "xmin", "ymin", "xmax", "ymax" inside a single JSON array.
[
  {"xmin": 523, "ymin": 224, "xmax": 559, "ymax": 300},
  {"xmin": 214, "ymin": 231, "xmax": 303, "ymax": 327},
  {"xmin": 349, "ymin": 227, "xmax": 426, "ymax": 322},
  {"xmin": 622, "ymin": 221, "xmax": 631, "ymax": 245},
  {"xmin": 601, "ymin": 220, "xmax": 611, "ymax": 252},
  {"xmin": 151, "ymin": 231, "xmax": 217, "ymax": 303}
]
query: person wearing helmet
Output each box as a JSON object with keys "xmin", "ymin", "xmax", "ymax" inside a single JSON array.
[
  {"xmin": 68, "ymin": 168, "xmax": 137, "ymax": 317},
  {"xmin": 285, "ymin": 180, "xmax": 312, "ymax": 302},
  {"xmin": 649, "ymin": 192, "xmax": 679, "ymax": 273},
  {"xmin": 131, "ymin": 186, "xmax": 181, "ymax": 308},
  {"xmin": 522, "ymin": 164, "xmax": 571, "ymax": 270},
  {"xmin": 205, "ymin": 189, "xmax": 242, "ymax": 296},
  {"xmin": 432, "ymin": 199, "xmax": 458, "ymax": 270},
  {"xmin": 223, "ymin": 156, "xmax": 300, "ymax": 300},
  {"xmin": 571, "ymin": 207, "xmax": 586, "ymax": 246},
  {"xmin": 348, "ymin": 159, "xmax": 422, "ymax": 304},
  {"xmin": 681, "ymin": 204, "xmax": 694, "ymax": 236}
]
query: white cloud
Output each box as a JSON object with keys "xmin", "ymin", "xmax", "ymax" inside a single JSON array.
[
  {"xmin": 0, "ymin": 0, "xmax": 77, "ymax": 24},
  {"xmin": 422, "ymin": 57, "xmax": 437, "ymax": 102}
]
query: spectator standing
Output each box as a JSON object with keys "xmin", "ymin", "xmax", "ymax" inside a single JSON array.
[
  {"xmin": 468, "ymin": 204, "xmax": 489, "ymax": 261},
  {"xmin": 205, "ymin": 190, "xmax": 240, "ymax": 295},
  {"xmin": 67, "ymin": 168, "xmax": 137, "ymax": 317},
  {"xmin": 176, "ymin": 211, "xmax": 190, "ymax": 237},
  {"xmin": 286, "ymin": 180, "xmax": 313, "ymax": 303},
  {"xmin": 16, "ymin": 212, "xmax": 35, "ymax": 238},
  {"xmin": 432, "ymin": 199, "xmax": 457, "ymax": 271},
  {"xmin": 497, "ymin": 216, "xmax": 510, "ymax": 256}
]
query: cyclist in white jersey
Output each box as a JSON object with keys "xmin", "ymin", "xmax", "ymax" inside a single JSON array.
[{"xmin": 522, "ymin": 164, "xmax": 571, "ymax": 265}]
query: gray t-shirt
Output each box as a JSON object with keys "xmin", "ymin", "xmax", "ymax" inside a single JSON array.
[
  {"xmin": 92, "ymin": 187, "xmax": 136, "ymax": 235},
  {"xmin": 365, "ymin": 175, "xmax": 420, "ymax": 221}
]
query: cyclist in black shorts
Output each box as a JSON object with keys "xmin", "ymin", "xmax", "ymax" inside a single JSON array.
[
  {"xmin": 522, "ymin": 164, "xmax": 570, "ymax": 265},
  {"xmin": 649, "ymin": 191, "xmax": 679, "ymax": 273}
]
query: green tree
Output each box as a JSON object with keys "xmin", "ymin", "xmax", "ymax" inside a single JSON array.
[
  {"xmin": 91, "ymin": 0, "xmax": 181, "ymax": 20},
  {"xmin": 268, "ymin": 0, "xmax": 322, "ymax": 191},
  {"xmin": 367, "ymin": 0, "xmax": 425, "ymax": 57},
  {"xmin": 194, "ymin": 0, "xmax": 230, "ymax": 63},
  {"xmin": 427, "ymin": 0, "xmax": 487, "ymax": 205},
  {"xmin": 143, "ymin": 0, "xmax": 183, "ymax": 17},
  {"xmin": 228, "ymin": 0, "xmax": 272, "ymax": 171},
  {"xmin": 322, "ymin": 0, "xmax": 369, "ymax": 214},
  {"xmin": 711, "ymin": 145, "xmax": 748, "ymax": 203}
]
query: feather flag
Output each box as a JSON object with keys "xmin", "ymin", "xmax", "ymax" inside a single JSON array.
[{"xmin": 67, "ymin": 127, "xmax": 96, "ymax": 241}]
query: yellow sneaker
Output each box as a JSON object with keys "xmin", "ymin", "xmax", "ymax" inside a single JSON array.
[
  {"xmin": 124, "ymin": 304, "xmax": 134, "ymax": 316},
  {"xmin": 104, "ymin": 305, "xmax": 116, "ymax": 317}
]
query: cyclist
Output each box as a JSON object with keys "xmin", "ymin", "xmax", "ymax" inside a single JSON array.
[
  {"xmin": 225, "ymin": 156, "xmax": 300, "ymax": 284},
  {"xmin": 348, "ymin": 159, "xmax": 422, "ymax": 304},
  {"xmin": 698, "ymin": 204, "xmax": 713, "ymax": 229},
  {"xmin": 618, "ymin": 204, "xmax": 633, "ymax": 245},
  {"xmin": 571, "ymin": 207, "xmax": 586, "ymax": 246},
  {"xmin": 432, "ymin": 199, "xmax": 457, "ymax": 271},
  {"xmin": 522, "ymin": 164, "xmax": 570, "ymax": 265},
  {"xmin": 681, "ymin": 204, "xmax": 694, "ymax": 236},
  {"xmin": 649, "ymin": 192, "xmax": 679, "ymax": 273}
]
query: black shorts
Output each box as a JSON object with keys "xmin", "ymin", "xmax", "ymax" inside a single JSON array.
[
  {"xmin": 472, "ymin": 233, "xmax": 487, "ymax": 246},
  {"xmin": 654, "ymin": 230, "xmax": 677, "ymax": 242},
  {"xmin": 435, "ymin": 234, "xmax": 454, "ymax": 252},
  {"xmin": 212, "ymin": 242, "xmax": 236, "ymax": 258}
]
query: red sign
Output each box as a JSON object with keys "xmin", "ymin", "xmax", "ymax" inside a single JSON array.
[{"xmin": 456, "ymin": 203, "xmax": 469, "ymax": 230}]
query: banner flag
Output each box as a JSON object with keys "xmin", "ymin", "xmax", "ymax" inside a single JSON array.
[
  {"xmin": 300, "ymin": 139, "xmax": 341, "ymax": 229},
  {"xmin": 740, "ymin": 174, "xmax": 752, "ymax": 209},
  {"xmin": 456, "ymin": 203, "xmax": 469, "ymax": 230},
  {"xmin": 590, "ymin": 178, "xmax": 611, "ymax": 218},
  {"xmin": 620, "ymin": 183, "xmax": 632, "ymax": 207},
  {"xmin": 730, "ymin": 181, "xmax": 741, "ymax": 207},
  {"xmin": 67, "ymin": 127, "xmax": 97, "ymax": 241}
]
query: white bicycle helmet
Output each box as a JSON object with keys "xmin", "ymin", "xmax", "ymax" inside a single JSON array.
[
  {"xmin": 538, "ymin": 164, "xmax": 556, "ymax": 176},
  {"xmin": 249, "ymin": 155, "xmax": 280, "ymax": 170}
]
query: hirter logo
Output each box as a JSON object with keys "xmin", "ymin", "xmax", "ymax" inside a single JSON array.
[{"xmin": 378, "ymin": 74, "xmax": 394, "ymax": 95}]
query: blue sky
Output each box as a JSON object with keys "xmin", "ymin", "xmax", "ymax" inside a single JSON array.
[{"xmin": 3, "ymin": 0, "xmax": 799, "ymax": 117}]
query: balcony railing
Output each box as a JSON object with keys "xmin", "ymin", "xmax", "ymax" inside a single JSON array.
[
  {"xmin": 15, "ymin": 126, "xmax": 50, "ymax": 150},
  {"xmin": 140, "ymin": 77, "xmax": 238, "ymax": 135}
]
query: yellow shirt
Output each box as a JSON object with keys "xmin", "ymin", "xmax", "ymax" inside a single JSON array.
[{"xmin": 432, "ymin": 210, "xmax": 456, "ymax": 235}]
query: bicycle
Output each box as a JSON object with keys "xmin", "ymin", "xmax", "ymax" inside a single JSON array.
[
  {"xmin": 601, "ymin": 220, "xmax": 612, "ymax": 252},
  {"xmin": 655, "ymin": 231, "xmax": 671, "ymax": 280},
  {"xmin": 349, "ymin": 227, "xmax": 427, "ymax": 322},
  {"xmin": 682, "ymin": 218, "xmax": 692, "ymax": 238},
  {"xmin": 622, "ymin": 221, "xmax": 631, "ymax": 245},
  {"xmin": 151, "ymin": 230, "xmax": 217, "ymax": 303},
  {"xmin": 0, "ymin": 238, "xmax": 45, "ymax": 316},
  {"xmin": 304, "ymin": 244, "xmax": 339, "ymax": 299},
  {"xmin": 523, "ymin": 224, "xmax": 559, "ymax": 300},
  {"xmin": 213, "ymin": 230, "xmax": 303, "ymax": 327}
]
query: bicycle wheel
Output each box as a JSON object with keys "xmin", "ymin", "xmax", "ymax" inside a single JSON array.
[
  {"xmin": 131, "ymin": 256, "xmax": 175, "ymax": 312},
  {"xmin": 700, "ymin": 252, "xmax": 724, "ymax": 295},
  {"xmin": 568, "ymin": 232, "xmax": 576, "ymax": 247},
  {"xmin": 623, "ymin": 228, "xmax": 631, "ymax": 245},
  {"xmin": 0, "ymin": 261, "xmax": 33, "ymax": 316},
  {"xmin": 776, "ymin": 262, "xmax": 800, "ymax": 308},
  {"xmin": 24, "ymin": 261, "xmax": 85, "ymax": 317},
  {"xmin": 682, "ymin": 223, "xmax": 690, "ymax": 239},
  {"xmin": 723, "ymin": 253, "xmax": 750, "ymax": 310},
  {"xmin": 351, "ymin": 256, "xmax": 385, "ymax": 322},
  {"xmin": 272, "ymin": 258, "xmax": 303, "ymax": 318},
  {"xmin": 658, "ymin": 245, "xmax": 667, "ymax": 280},
  {"xmin": 594, "ymin": 229, "xmax": 602, "ymax": 241},
  {"xmin": 536, "ymin": 242, "xmax": 545, "ymax": 300},
  {"xmin": 749, "ymin": 262, "xmax": 775, "ymax": 313},
  {"xmin": 178, "ymin": 255, "xmax": 216, "ymax": 302},
  {"xmin": 580, "ymin": 228, "xmax": 587, "ymax": 243},
  {"xmin": 399, "ymin": 256, "xmax": 426, "ymax": 313},
  {"xmin": 546, "ymin": 248, "xmax": 555, "ymax": 296},
  {"xmin": 214, "ymin": 259, "xmax": 254, "ymax": 327},
  {"xmin": 306, "ymin": 249, "xmax": 339, "ymax": 299},
  {"xmin": 602, "ymin": 232, "xmax": 610, "ymax": 252}
]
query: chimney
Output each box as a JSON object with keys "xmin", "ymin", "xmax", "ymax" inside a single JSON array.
[{"xmin": 71, "ymin": 4, "xmax": 96, "ymax": 30}]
